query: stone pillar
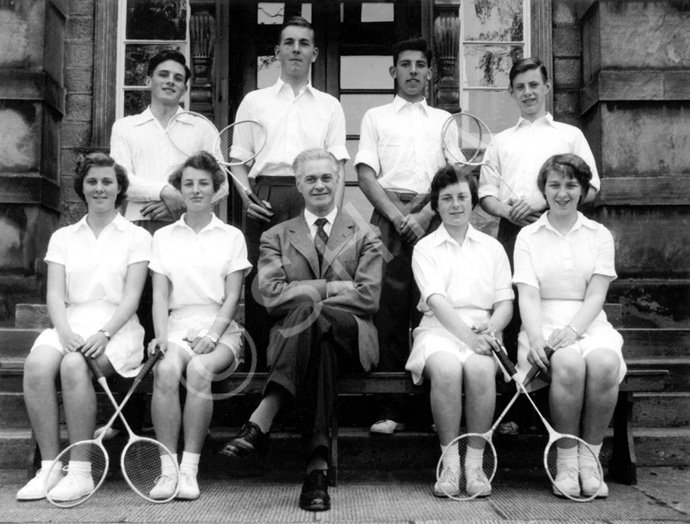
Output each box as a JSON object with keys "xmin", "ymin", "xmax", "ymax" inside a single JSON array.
[
  {"xmin": 0, "ymin": 0, "xmax": 66, "ymax": 323},
  {"xmin": 432, "ymin": 5, "xmax": 460, "ymax": 113}
]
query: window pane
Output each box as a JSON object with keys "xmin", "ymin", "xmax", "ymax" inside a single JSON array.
[
  {"xmin": 463, "ymin": 0, "xmax": 523, "ymax": 42},
  {"xmin": 257, "ymin": 55, "xmax": 281, "ymax": 88},
  {"xmin": 462, "ymin": 90, "xmax": 519, "ymax": 133},
  {"xmin": 126, "ymin": 0, "xmax": 187, "ymax": 40},
  {"xmin": 258, "ymin": 3, "xmax": 284, "ymax": 24},
  {"xmin": 463, "ymin": 44, "xmax": 523, "ymax": 88},
  {"xmin": 124, "ymin": 90, "xmax": 151, "ymax": 116},
  {"xmin": 341, "ymin": 94, "xmax": 392, "ymax": 135},
  {"xmin": 361, "ymin": 3, "xmax": 395, "ymax": 22},
  {"xmin": 345, "ymin": 139, "xmax": 359, "ymax": 183},
  {"xmin": 124, "ymin": 44, "xmax": 185, "ymax": 86},
  {"xmin": 340, "ymin": 56, "xmax": 393, "ymax": 89}
]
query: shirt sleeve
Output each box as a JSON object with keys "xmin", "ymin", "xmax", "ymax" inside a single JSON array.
[
  {"xmin": 44, "ymin": 229, "xmax": 65, "ymax": 266},
  {"xmin": 325, "ymin": 100, "xmax": 349, "ymax": 162},
  {"xmin": 512, "ymin": 232, "xmax": 540, "ymax": 290},
  {"xmin": 226, "ymin": 228, "xmax": 252, "ymax": 278},
  {"xmin": 412, "ymin": 241, "xmax": 447, "ymax": 304},
  {"xmin": 148, "ymin": 232, "xmax": 166, "ymax": 276},
  {"xmin": 478, "ymin": 141, "xmax": 501, "ymax": 200},
  {"xmin": 492, "ymin": 242, "xmax": 515, "ymax": 303},
  {"xmin": 354, "ymin": 109, "xmax": 380, "ymax": 174},
  {"xmin": 228, "ymin": 95, "xmax": 255, "ymax": 162},
  {"xmin": 128, "ymin": 227, "xmax": 152, "ymax": 265},
  {"xmin": 593, "ymin": 226, "xmax": 617, "ymax": 280}
]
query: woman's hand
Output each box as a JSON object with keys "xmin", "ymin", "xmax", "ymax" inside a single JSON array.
[
  {"xmin": 469, "ymin": 333, "xmax": 501, "ymax": 356},
  {"xmin": 81, "ymin": 331, "xmax": 109, "ymax": 358},
  {"xmin": 548, "ymin": 326, "xmax": 579, "ymax": 350},
  {"xmin": 58, "ymin": 330, "xmax": 85, "ymax": 353},
  {"xmin": 526, "ymin": 337, "xmax": 550, "ymax": 372},
  {"xmin": 189, "ymin": 335, "xmax": 216, "ymax": 355},
  {"xmin": 148, "ymin": 338, "xmax": 167, "ymax": 357}
]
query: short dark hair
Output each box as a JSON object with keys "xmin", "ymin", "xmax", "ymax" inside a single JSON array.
[
  {"xmin": 74, "ymin": 152, "xmax": 129, "ymax": 207},
  {"xmin": 279, "ymin": 16, "xmax": 314, "ymax": 44},
  {"xmin": 168, "ymin": 151, "xmax": 226, "ymax": 193},
  {"xmin": 509, "ymin": 56, "xmax": 548, "ymax": 88},
  {"xmin": 430, "ymin": 164, "xmax": 478, "ymax": 213},
  {"xmin": 537, "ymin": 154, "xmax": 592, "ymax": 203},
  {"xmin": 147, "ymin": 49, "xmax": 191, "ymax": 84},
  {"xmin": 392, "ymin": 37, "xmax": 432, "ymax": 66}
]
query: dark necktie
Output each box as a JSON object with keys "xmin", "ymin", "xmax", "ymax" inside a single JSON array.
[{"xmin": 314, "ymin": 217, "xmax": 329, "ymax": 268}]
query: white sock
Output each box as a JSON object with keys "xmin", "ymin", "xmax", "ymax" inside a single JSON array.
[
  {"xmin": 465, "ymin": 445, "xmax": 485, "ymax": 470},
  {"xmin": 67, "ymin": 460, "xmax": 91, "ymax": 477},
  {"xmin": 440, "ymin": 443, "xmax": 459, "ymax": 471},
  {"xmin": 160, "ymin": 454, "xmax": 177, "ymax": 477},
  {"xmin": 556, "ymin": 445, "xmax": 578, "ymax": 471},
  {"xmin": 180, "ymin": 452, "xmax": 200, "ymax": 476},
  {"xmin": 579, "ymin": 442, "xmax": 602, "ymax": 470},
  {"xmin": 41, "ymin": 460, "xmax": 59, "ymax": 476}
]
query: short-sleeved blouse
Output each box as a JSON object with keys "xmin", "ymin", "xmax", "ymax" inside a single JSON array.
[
  {"xmin": 45, "ymin": 214, "xmax": 152, "ymax": 305},
  {"xmin": 412, "ymin": 224, "xmax": 514, "ymax": 313},
  {"xmin": 149, "ymin": 214, "xmax": 251, "ymax": 310},
  {"xmin": 513, "ymin": 212, "xmax": 617, "ymax": 299}
]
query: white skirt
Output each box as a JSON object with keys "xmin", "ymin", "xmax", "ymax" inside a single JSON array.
[
  {"xmin": 31, "ymin": 301, "xmax": 144, "ymax": 378},
  {"xmin": 166, "ymin": 304, "xmax": 243, "ymax": 363},
  {"xmin": 406, "ymin": 308, "xmax": 493, "ymax": 385},
  {"xmin": 516, "ymin": 299, "xmax": 626, "ymax": 390}
]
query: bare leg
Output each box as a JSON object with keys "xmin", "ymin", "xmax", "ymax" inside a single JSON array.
[
  {"xmin": 424, "ymin": 352, "xmax": 463, "ymax": 446},
  {"xmin": 23, "ymin": 346, "xmax": 64, "ymax": 460},
  {"xmin": 549, "ymin": 348, "xmax": 586, "ymax": 436},
  {"xmin": 581, "ymin": 348, "xmax": 620, "ymax": 445},
  {"xmin": 463, "ymin": 353, "xmax": 497, "ymax": 434},
  {"xmin": 151, "ymin": 345, "xmax": 190, "ymax": 452},
  {"xmin": 60, "ymin": 352, "xmax": 98, "ymax": 445}
]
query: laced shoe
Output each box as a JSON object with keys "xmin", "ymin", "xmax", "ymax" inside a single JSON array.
[
  {"xmin": 552, "ymin": 466, "xmax": 580, "ymax": 498},
  {"xmin": 433, "ymin": 465, "xmax": 460, "ymax": 498},
  {"xmin": 93, "ymin": 426, "xmax": 121, "ymax": 440},
  {"xmin": 47, "ymin": 471, "xmax": 94, "ymax": 502},
  {"xmin": 149, "ymin": 473, "xmax": 178, "ymax": 500},
  {"xmin": 580, "ymin": 466, "xmax": 609, "ymax": 498},
  {"xmin": 176, "ymin": 472, "xmax": 200, "ymax": 500},
  {"xmin": 465, "ymin": 466, "xmax": 492, "ymax": 497},
  {"xmin": 219, "ymin": 421, "xmax": 268, "ymax": 458},
  {"xmin": 16, "ymin": 468, "xmax": 63, "ymax": 501}
]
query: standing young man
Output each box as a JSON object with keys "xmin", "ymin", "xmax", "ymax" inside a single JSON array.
[
  {"xmin": 478, "ymin": 57, "xmax": 600, "ymax": 396},
  {"xmin": 355, "ymin": 37, "xmax": 451, "ymax": 434},
  {"xmin": 230, "ymin": 17, "xmax": 349, "ymax": 367}
]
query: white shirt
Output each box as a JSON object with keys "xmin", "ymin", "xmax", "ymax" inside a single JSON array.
[
  {"xmin": 149, "ymin": 214, "xmax": 251, "ymax": 310},
  {"xmin": 45, "ymin": 214, "xmax": 152, "ymax": 306},
  {"xmin": 110, "ymin": 106, "xmax": 229, "ymax": 222},
  {"xmin": 304, "ymin": 207, "xmax": 338, "ymax": 240},
  {"xmin": 232, "ymin": 79, "xmax": 349, "ymax": 179},
  {"xmin": 355, "ymin": 96, "xmax": 452, "ymax": 195},
  {"xmin": 478, "ymin": 113, "xmax": 600, "ymax": 204},
  {"xmin": 412, "ymin": 224, "xmax": 514, "ymax": 314},
  {"xmin": 513, "ymin": 212, "xmax": 617, "ymax": 300}
]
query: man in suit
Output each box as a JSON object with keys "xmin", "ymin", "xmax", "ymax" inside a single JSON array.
[{"xmin": 220, "ymin": 148, "xmax": 383, "ymax": 512}]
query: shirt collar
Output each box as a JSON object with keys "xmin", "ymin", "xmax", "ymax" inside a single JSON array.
[
  {"xmin": 133, "ymin": 106, "xmax": 185, "ymax": 127},
  {"xmin": 515, "ymin": 112, "xmax": 556, "ymax": 130},
  {"xmin": 304, "ymin": 207, "xmax": 338, "ymax": 229},
  {"xmin": 393, "ymin": 95, "xmax": 430, "ymax": 115},
  {"xmin": 429, "ymin": 223, "xmax": 482, "ymax": 247},
  {"xmin": 74, "ymin": 213, "xmax": 128, "ymax": 232},
  {"xmin": 530, "ymin": 211, "xmax": 598, "ymax": 236},
  {"xmin": 274, "ymin": 77, "xmax": 314, "ymax": 98},
  {"xmin": 171, "ymin": 213, "xmax": 224, "ymax": 234}
]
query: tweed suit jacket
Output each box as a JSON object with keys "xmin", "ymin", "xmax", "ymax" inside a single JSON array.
[{"xmin": 258, "ymin": 209, "xmax": 383, "ymax": 371}]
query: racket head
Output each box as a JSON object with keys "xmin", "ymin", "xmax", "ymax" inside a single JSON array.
[
  {"xmin": 441, "ymin": 113, "xmax": 492, "ymax": 166},
  {"xmin": 215, "ymin": 120, "xmax": 267, "ymax": 167},
  {"xmin": 167, "ymin": 111, "xmax": 219, "ymax": 158},
  {"xmin": 435, "ymin": 432, "xmax": 496, "ymax": 501},
  {"xmin": 545, "ymin": 435, "xmax": 604, "ymax": 502},
  {"xmin": 121, "ymin": 437, "xmax": 180, "ymax": 503},
  {"xmin": 45, "ymin": 440, "xmax": 108, "ymax": 508}
]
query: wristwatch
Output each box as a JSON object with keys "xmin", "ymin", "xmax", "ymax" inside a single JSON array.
[{"xmin": 99, "ymin": 329, "xmax": 111, "ymax": 341}]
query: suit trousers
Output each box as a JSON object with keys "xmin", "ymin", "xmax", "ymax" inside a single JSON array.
[
  {"xmin": 244, "ymin": 177, "xmax": 304, "ymax": 370},
  {"xmin": 264, "ymin": 303, "xmax": 361, "ymax": 453}
]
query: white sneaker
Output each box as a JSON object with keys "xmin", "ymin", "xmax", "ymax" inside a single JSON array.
[
  {"xmin": 580, "ymin": 466, "xmax": 609, "ymax": 498},
  {"xmin": 552, "ymin": 466, "xmax": 580, "ymax": 498},
  {"xmin": 176, "ymin": 472, "xmax": 200, "ymax": 500},
  {"xmin": 369, "ymin": 420, "xmax": 406, "ymax": 435},
  {"xmin": 94, "ymin": 426, "xmax": 121, "ymax": 440},
  {"xmin": 466, "ymin": 466, "xmax": 492, "ymax": 497},
  {"xmin": 433, "ymin": 465, "xmax": 460, "ymax": 498},
  {"xmin": 16, "ymin": 468, "xmax": 63, "ymax": 501},
  {"xmin": 149, "ymin": 474, "xmax": 178, "ymax": 500},
  {"xmin": 48, "ymin": 471, "xmax": 94, "ymax": 502}
]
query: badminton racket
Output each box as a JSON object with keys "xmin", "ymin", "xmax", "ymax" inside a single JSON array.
[
  {"xmin": 435, "ymin": 346, "xmax": 553, "ymax": 500},
  {"xmin": 490, "ymin": 342, "xmax": 603, "ymax": 501},
  {"xmin": 167, "ymin": 111, "xmax": 270, "ymax": 212},
  {"xmin": 441, "ymin": 112, "xmax": 519, "ymax": 199}
]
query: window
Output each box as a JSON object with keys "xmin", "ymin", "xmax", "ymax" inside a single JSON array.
[
  {"xmin": 116, "ymin": 0, "xmax": 190, "ymax": 118},
  {"xmin": 458, "ymin": 0, "xmax": 529, "ymax": 132}
]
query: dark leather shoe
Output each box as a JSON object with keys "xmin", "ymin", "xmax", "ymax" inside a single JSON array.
[
  {"xmin": 299, "ymin": 470, "xmax": 330, "ymax": 511},
  {"xmin": 219, "ymin": 421, "xmax": 267, "ymax": 458}
]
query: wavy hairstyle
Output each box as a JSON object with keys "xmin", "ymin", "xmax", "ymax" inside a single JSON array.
[{"xmin": 74, "ymin": 152, "xmax": 128, "ymax": 207}]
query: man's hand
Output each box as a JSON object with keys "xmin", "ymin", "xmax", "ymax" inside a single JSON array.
[
  {"xmin": 507, "ymin": 197, "xmax": 545, "ymax": 225},
  {"xmin": 140, "ymin": 201, "xmax": 173, "ymax": 221},
  {"xmin": 326, "ymin": 280, "xmax": 355, "ymax": 297},
  {"xmin": 400, "ymin": 210, "xmax": 432, "ymax": 244},
  {"xmin": 158, "ymin": 185, "xmax": 186, "ymax": 218},
  {"xmin": 246, "ymin": 200, "xmax": 274, "ymax": 222}
]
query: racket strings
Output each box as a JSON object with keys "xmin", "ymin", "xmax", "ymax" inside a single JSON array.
[
  {"xmin": 47, "ymin": 442, "xmax": 107, "ymax": 507},
  {"xmin": 122, "ymin": 440, "xmax": 177, "ymax": 502},
  {"xmin": 216, "ymin": 121, "xmax": 267, "ymax": 166},
  {"xmin": 438, "ymin": 434, "xmax": 496, "ymax": 500},
  {"xmin": 443, "ymin": 115, "xmax": 492, "ymax": 165},
  {"xmin": 167, "ymin": 113, "xmax": 218, "ymax": 158},
  {"xmin": 545, "ymin": 436, "xmax": 602, "ymax": 501}
]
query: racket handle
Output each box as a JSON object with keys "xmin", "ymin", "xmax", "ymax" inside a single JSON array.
[
  {"xmin": 81, "ymin": 348, "xmax": 105, "ymax": 379},
  {"xmin": 523, "ymin": 346, "xmax": 555, "ymax": 385},
  {"xmin": 491, "ymin": 344, "xmax": 518, "ymax": 377},
  {"xmin": 245, "ymin": 189, "xmax": 271, "ymax": 212},
  {"xmin": 136, "ymin": 347, "xmax": 163, "ymax": 382}
]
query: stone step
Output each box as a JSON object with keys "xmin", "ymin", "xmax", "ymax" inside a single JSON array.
[
  {"xmin": 619, "ymin": 329, "xmax": 690, "ymax": 359},
  {"xmin": 0, "ymin": 328, "xmax": 41, "ymax": 359},
  {"xmin": 3, "ymin": 426, "xmax": 688, "ymax": 472},
  {"xmin": 627, "ymin": 357, "xmax": 690, "ymax": 392},
  {"xmin": 633, "ymin": 392, "xmax": 690, "ymax": 428}
]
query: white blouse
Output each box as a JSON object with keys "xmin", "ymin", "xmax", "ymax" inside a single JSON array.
[
  {"xmin": 513, "ymin": 212, "xmax": 617, "ymax": 300},
  {"xmin": 45, "ymin": 214, "xmax": 152, "ymax": 305},
  {"xmin": 412, "ymin": 224, "xmax": 514, "ymax": 313},
  {"xmin": 149, "ymin": 214, "xmax": 251, "ymax": 309}
]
